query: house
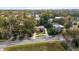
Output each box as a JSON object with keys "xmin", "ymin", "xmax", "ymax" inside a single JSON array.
[
  {"xmin": 26, "ymin": 14, "xmax": 33, "ymax": 17},
  {"xmin": 53, "ymin": 23, "xmax": 64, "ymax": 32},
  {"xmin": 32, "ymin": 26, "xmax": 48, "ymax": 39},
  {"xmin": 35, "ymin": 14, "xmax": 40, "ymax": 20},
  {"xmin": 55, "ymin": 16, "xmax": 64, "ymax": 19},
  {"xmin": 48, "ymin": 18, "xmax": 53, "ymax": 23},
  {"xmin": 76, "ymin": 17, "xmax": 79, "ymax": 21}
]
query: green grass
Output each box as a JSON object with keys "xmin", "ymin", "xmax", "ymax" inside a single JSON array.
[
  {"xmin": 0, "ymin": 39, "xmax": 7, "ymax": 42},
  {"xmin": 4, "ymin": 41, "xmax": 68, "ymax": 51}
]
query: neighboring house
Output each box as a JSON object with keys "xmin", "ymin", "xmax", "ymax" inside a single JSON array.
[
  {"xmin": 27, "ymin": 14, "xmax": 32, "ymax": 17},
  {"xmin": 48, "ymin": 18, "xmax": 53, "ymax": 23},
  {"xmin": 26, "ymin": 14, "xmax": 33, "ymax": 17},
  {"xmin": 76, "ymin": 17, "xmax": 79, "ymax": 21},
  {"xmin": 35, "ymin": 14, "xmax": 40, "ymax": 21},
  {"xmin": 53, "ymin": 23, "xmax": 64, "ymax": 32},
  {"xmin": 32, "ymin": 26, "xmax": 48, "ymax": 39},
  {"xmin": 55, "ymin": 16, "xmax": 64, "ymax": 19}
]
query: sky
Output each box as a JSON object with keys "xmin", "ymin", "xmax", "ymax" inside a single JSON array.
[{"xmin": 0, "ymin": 0, "xmax": 79, "ymax": 9}]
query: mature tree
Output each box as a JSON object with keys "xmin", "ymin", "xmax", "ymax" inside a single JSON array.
[
  {"xmin": 64, "ymin": 20, "xmax": 72, "ymax": 28},
  {"xmin": 0, "ymin": 16, "xmax": 9, "ymax": 39},
  {"xmin": 40, "ymin": 11, "xmax": 53, "ymax": 28},
  {"xmin": 23, "ymin": 17, "xmax": 37, "ymax": 37},
  {"xmin": 66, "ymin": 28, "xmax": 79, "ymax": 47}
]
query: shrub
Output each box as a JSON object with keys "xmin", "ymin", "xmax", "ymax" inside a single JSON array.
[
  {"xmin": 61, "ymin": 41, "xmax": 69, "ymax": 50},
  {"xmin": 47, "ymin": 28, "xmax": 58, "ymax": 35}
]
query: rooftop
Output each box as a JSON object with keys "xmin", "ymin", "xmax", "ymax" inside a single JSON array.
[{"xmin": 53, "ymin": 23, "xmax": 64, "ymax": 28}]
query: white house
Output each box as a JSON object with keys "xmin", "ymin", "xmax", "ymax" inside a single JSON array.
[
  {"xmin": 35, "ymin": 14, "xmax": 40, "ymax": 20},
  {"xmin": 26, "ymin": 14, "xmax": 32, "ymax": 17},
  {"xmin": 77, "ymin": 17, "xmax": 79, "ymax": 21},
  {"xmin": 53, "ymin": 23, "xmax": 64, "ymax": 32},
  {"xmin": 55, "ymin": 16, "xmax": 64, "ymax": 19},
  {"xmin": 48, "ymin": 18, "xmax": 53, "ymax": 23}
]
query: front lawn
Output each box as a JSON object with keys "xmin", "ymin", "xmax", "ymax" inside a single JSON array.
[{"xmin": 4, "ymin": 41, "xmax": 68, "ymax": 51}]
